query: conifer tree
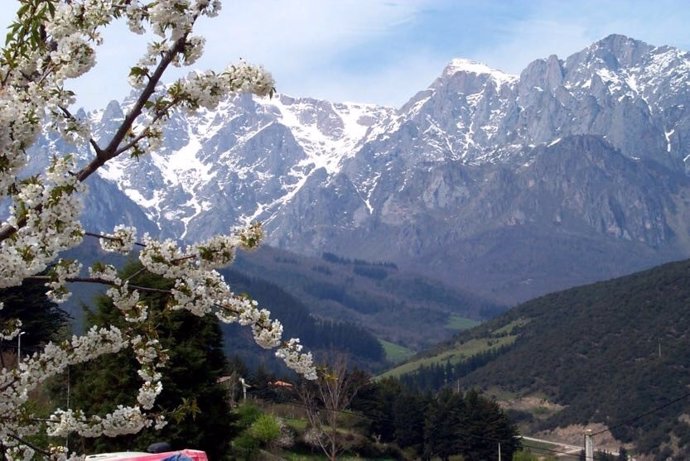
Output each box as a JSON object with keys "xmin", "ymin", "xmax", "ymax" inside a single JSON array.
[
  {"xmin": 423, "ymin": 388, "xmax": 463, "ymax": 461},
  {"xmin": 459, "ymin": 389, "xmax": 519, "ymax": 461},
  {"xmin": 392, "ymin": 391, "xmax": 426, "ymax": 451},
  {"xmin": 0, "ymin": 280, "xmax": 69, "ymax": 367},
  {"xmin": 66, "ymin": 262, "xmax": 235, "ymax": 459}
]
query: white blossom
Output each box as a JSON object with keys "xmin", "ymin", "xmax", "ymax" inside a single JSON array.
[
  {"xmin": 1, "ymin": 1, "xmax": 316, "ymax": 457},
  {"xmin": 0, "ymin": 318, "xmax": 22, "ymax": 341},
  {"xmin": 46, "ymin": 259, "xmax": 83, "ymax": 303},
  {"xmin": 100, "ymin": 225, "xmax": 137, "ymax": 254}
]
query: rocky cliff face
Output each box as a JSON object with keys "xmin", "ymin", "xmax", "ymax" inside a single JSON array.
[
  {"xmin": 24, "ymin": 34, "xmax": 690, "ymax": 304},
  {"xmin": 267, "ymin": 35, "xmax": 690, "ymax": 302},
  {"xmin": 91, "ymin": 93, "xmax": 392, "ymax": 240}
]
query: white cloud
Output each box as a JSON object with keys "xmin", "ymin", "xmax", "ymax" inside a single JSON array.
[
  {"xmin": 3, "ymin": 0, "xmax": 690, "ymax": 110},
  {"xmin": 197, "ymin": 0, "xmax": 424, "ymax": 72}
]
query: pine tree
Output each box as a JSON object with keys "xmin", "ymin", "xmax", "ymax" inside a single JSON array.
[
  {"xmin": 460, "ymin": 389, "xmax": 520, "ymax": 461},
  {"xmin": 350, "ymin": 377, "xmax": 401, "ymax": 443},
  {"xmin": 392, "ymin": 391, "xmax": 427, "ymax": 451},
  {"xmin": 65, "ymin": 262, "xmax": 235, "ymax": 459},
  {"xmin": 0, "ymin": 279, "xmax": 70, "ymax": 366},
  {"xmin": 423, "ymin": 388, "xmax": 463, "ymax": 461}
]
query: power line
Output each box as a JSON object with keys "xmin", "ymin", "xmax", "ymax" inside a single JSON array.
[
  {"xmin": 517, "ymin": 436, "xmax": 584, "ymax": 459},
  {"xmin": 591, "ymin": 390, "xmax": 690, "ymax": 437}
]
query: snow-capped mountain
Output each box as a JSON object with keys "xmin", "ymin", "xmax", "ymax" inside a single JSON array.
[
  {"xmin": 28, "ymin": 34, "xmax": 690, "ymax": 304},
  {"xmin": 90, "ymin": 93, "xmax": 392, "ymax": 240},
  {"xmin": 267, "ymin": 34, "xmax": 690, "ymax": 302}
]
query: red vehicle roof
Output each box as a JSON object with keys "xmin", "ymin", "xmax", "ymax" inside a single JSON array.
[{"xmin": 85, "ymin": 449, "xmax": 208, "ymax": 461}]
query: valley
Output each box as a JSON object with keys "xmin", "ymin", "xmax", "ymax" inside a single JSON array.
[{"xmin": 13, "ymin": 32, "xmax": 690, "ymax": 459}]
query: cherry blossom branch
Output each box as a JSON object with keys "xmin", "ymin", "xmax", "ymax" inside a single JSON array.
[
  {"xmin": 1, "ymin": 2, "xmax": 313, "ymax": 456},
  {"xmin": 76, "ymin": 38, "xmax": 187, "ymax": 182},
  {"xmin": 83, "ymin": 231, "xmax": 146, "ymax": 248},
  {"xmin": 26, "ymin": 275, "xmax": 171, "ymax": 294},
  {"xmin": 5, "ymin": 433, "xmax": 51, "ymax": 457},
  {"xmin": 57, "ymin": 105, "xmax": 104, "ymax": 157},
  {"xmin": 113, "ymin": 98, "xmax": 181, "ymax": 156}
]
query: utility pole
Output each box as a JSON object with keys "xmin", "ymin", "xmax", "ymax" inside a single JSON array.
[
  {"xmin": 585, "ymin": 429, "xmax": 594, "ymax": 461},
  {"xmin": 66, "ymin": 365, "xmax": 70, "ymax": 451},
  {"xmin": 17, "ymin": 331, "xmax": 25, "ymax": 365},
  {"xmin": 498, "ymin": 442, "xmax": 501, "ymax": 461},
  {"xmin": 239, "ymin": 377, "xmax": 250, "ymax": 401}
]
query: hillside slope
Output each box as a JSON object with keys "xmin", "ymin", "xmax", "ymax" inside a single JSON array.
[
  {"xmin": 233, "ymin": 246, "xmax": 502, "ymax": 350},
  {"xmin": 61, "ymin": 240, "xmax": 498, "ymax": 370},
  {"xmin": 387, "ymin": 258, "xmax": 690, "ymax": 458}
]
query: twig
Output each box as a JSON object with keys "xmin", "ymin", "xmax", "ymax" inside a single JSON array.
[{"xmin": 6, "ymin": 433, "xmax": 51, "ymax": 457}]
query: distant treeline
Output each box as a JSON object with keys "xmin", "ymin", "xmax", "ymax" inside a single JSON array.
[
  {"xmin": 321, "ymin": 252, "xmax": 398, "ymax": 270},
  {"xmin": 398, "ymin": 345, "xmax": 512, "ymax": 392},
  {"xmin": 220, "ymin": 267, "xmax": 386, "ymax": 369}
]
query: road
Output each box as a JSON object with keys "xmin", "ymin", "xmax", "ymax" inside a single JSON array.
[{"xmin": 519, "ymin": 435, "xmax": 583, "ymax": 458}]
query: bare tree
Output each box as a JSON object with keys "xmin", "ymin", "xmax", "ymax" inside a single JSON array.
[{"xmin": 296, "ymin": 355, "xmax": 366, "ymax": 461}]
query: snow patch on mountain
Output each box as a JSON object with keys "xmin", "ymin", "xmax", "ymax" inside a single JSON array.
[
  {"xmin": 444, "ymin": 58, "xmax": 518, "ymax": 86},
  {"xmin": 256, "ymin": 95, "xmax": 392, "ymax": 173},
  {"xmin": 90, "ymin": 93, "xmax": 392, "ymax": 238}
]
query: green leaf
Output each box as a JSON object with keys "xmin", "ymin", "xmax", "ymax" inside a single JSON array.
[{"xmin": 128, "ymin": 66, "xmax": 147, "ymax": 78}]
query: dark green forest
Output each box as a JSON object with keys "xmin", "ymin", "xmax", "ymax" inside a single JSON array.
[
  {"xmin": 394, "ymin": 258, "xmax": 690, "ymax": 459},
  {"xmin": 218, "ymin": 267, "xmax": 387, "ymax": 371},
  {"xmin": 350, "ymin": 381, "xmax": 520, "ymax": 461},
  {"xmin": 2, "ymin": 263, "xmax": 521, "ymax": 460}
]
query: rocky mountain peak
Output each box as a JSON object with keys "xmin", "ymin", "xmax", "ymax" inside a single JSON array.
[
  {"xmin": 563, "ymin": 33, "xmax": 658, "ymax": 79},
  {"xmin": 443, "ymin": 58, "xmax": 517, "ymax": 84},
  {"xmin": 591, "ymin": 33, "xmax": 653, "ymax": 67},
  {"xmin": 520, "ymin": 54, "xmax": 564, "ymax": 92},
  {"xmin": 23, "ymin": 35, "xmax": 690, "ymax": 306},
  {"xmin": 434, "ymin": 59, "xmax": 518, "ymax": 101},
  {"xmin": 101, "ymin": 99, "xmax": 124, "ymax": 123}
]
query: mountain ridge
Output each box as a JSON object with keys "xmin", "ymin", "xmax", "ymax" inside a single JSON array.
[
  {"xmin": 384, "ymin": 256, "xmax": 690, "ymax": 458},
  {"xmin": 21, "ymin": 33, "xmax": 690, "ymax": 304}
]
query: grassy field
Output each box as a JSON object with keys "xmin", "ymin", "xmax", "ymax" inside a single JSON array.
[
  {"xmin": 375, "ymin": 317, "xmax": 529, "ymax": 380},
  {"xmin": 379, "ymin": 338, "xmax": 415, "ymax": 364},
  {"xmin": 492, "ymin": 317, "xmax": 530, "ymax": 335},
  {"xmin": 445, "ymin": 315, "xmax": 481, "ymax": 331},
  {"xmin": 377, "ymin": 334, "xmax": 517, "ymax": 379}
]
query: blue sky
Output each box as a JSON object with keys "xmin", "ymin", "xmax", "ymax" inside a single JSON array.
[{"xmin": 3, "ymin": 0, "xmax": 690, "ymax": 110}]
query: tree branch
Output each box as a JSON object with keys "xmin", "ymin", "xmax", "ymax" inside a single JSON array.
[
  {"xmin": 84, "ymin": 230, "xmax": 145, "ymax": 247},
  {"xmin": 113, "ymin": 101, "xmax": 177, "ymax": 156},
  {"xmin": 76, "ymin": 35, "xmax": 188, "ymax": 183},
  {"xmin": 58, "ymin": 105, "xmax": 104, "ymax": 157},
  {"xmin": 26, "ymin": 275, "xmax": 171, "ymax": 294},
  {"xmin": 6, "ymin": 433, "xmax": 51, "ymax": 457}
]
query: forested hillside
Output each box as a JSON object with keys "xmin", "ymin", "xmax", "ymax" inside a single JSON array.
[
  {"xmin": 218, "ymin": 267, "xmax": 388, "ymax": 372},
  {"xmin": 387, "ymin": 258, "xmax": 690, "ymax": 459},
  {"xmin": 61, "ymin": 240, "xmax": 495, "ymax": 371},
  {"xmin": 233, "ymin": 247, "xmax": 503, "ymax": 349}
]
